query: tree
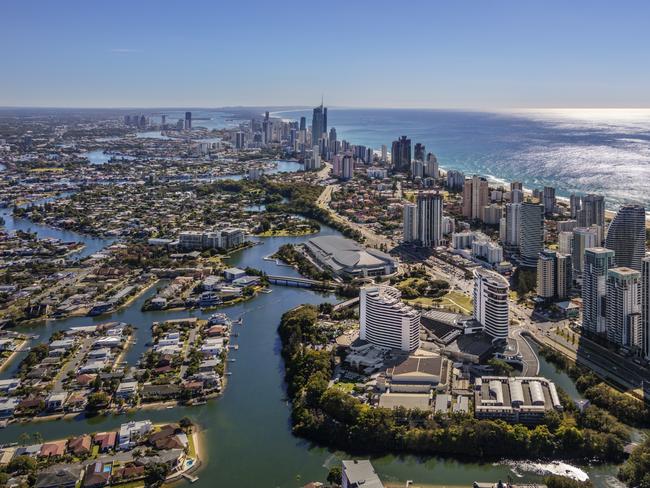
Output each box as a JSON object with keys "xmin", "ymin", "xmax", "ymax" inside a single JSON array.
[
  {"xmin": 7, "ymin": 455, "xmax": 37, "ymax": 475},
  {"xmin": 180, "ymin": 417, "xmax": 194, "ymax": 432},
  {"xmin": 144, "ymin": 463, "xmax": 170, "ymax": 488},
  {"xmin": 86, "ymin": 391, "xmax": 110, "ymax": 411},
  {"xmin": 619, "ymin": 436, "xmax": 650, "ymax": 488},
  {"xmin": 326, "ymin": 466, "xmax": 342, "ymax": 486},
  {"xmin": 487, "ymin": 359, "xmax": 514, "ymax": 376}
]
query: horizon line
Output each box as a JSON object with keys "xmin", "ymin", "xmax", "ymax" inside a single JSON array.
[{"xmin": 1, "ymin": 105, "xmax": 650, "ymax": 111}]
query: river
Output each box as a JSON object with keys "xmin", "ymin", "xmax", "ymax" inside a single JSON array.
[{"xmin": 0, "ymin": 206, "xmax": 622, "ymax": 488}]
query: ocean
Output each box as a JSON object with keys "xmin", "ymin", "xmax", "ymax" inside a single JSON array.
[{"xmin": 272, "ymin": 108, "xmax": 650, "ymax": 211}]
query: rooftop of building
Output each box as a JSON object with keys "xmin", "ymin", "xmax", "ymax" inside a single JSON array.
[{"xmin": 306, "ymin": 235, "xmax": 395, "ymax": 270}]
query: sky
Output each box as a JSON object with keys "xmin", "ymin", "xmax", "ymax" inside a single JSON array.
[{"xmin": 1, "ymin": 0, "xmax": 650, "ymax": 109}]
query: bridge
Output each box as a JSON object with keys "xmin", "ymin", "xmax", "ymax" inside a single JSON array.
[
  {"xmin": 267, "ymin": 275, "xmax": 338, "ymax": 289},
  {"xmin": 332, "ymin": 297, "xmax": 359, "ymax": 311}
]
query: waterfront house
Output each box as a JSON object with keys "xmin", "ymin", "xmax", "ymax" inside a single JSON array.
[
  {"xmin": 46, "ymin": 392, "xmax": 68, "ymax": 412},
  {"xmin": 223, "ymin": 267, "xmax": 246, "ymax": 281},
  {"xmin": 39, "ymin": 440, "xmax": 67, "ymax": 458},
  {"xmin": 93, "ymin": 432, "xmax": 116, "ymax": 453},
  {"xmin": 232, "ymin": 275, "xmax": 261, "ymax": 287},
  {"xmin": 0, "ymin": 447, "xmax": 16, "ymax": 465},
  {"xmin": 342, "ymin": 460, "xmax": 384, "ymax": 488},
  {"xmin": 111, "ymin": 465, "xmax": 144, "ymax": 483},
  {"xmin": 135, "ymin": 448, "xmax": 186, "ymax": 472},
  {"xmin": 15, "ymin": 444, "xmax": 43, "ymax": 457},
  {"xmin": 0, "ymin": 397, "xmax": 20, "ymax": 417},
  {"xmin": 199, "ymin": 359, "xmax": 219, "ymax": 372},
  {"xmin": 206, "ymin": 325, "xmax": 227, "ymax": 337},
  {"xmin": 115, "ymin": 381, "xmax": 139, "ymax": 400},
  {"xmin": 141, "ymin": 383, "xmax": 180, "ymax": 401},
  {"xmin": 118, "ymin": 420, "xmax": 152, "ymax": 450},
  {"xmin": 67, "ymin": 434, "xmax": 92, "ymax": 456}
]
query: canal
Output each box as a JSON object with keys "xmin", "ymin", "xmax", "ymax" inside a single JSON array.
[{"xmin": 0, "ymin": 208, "xmax": 623, "ymax": 487}]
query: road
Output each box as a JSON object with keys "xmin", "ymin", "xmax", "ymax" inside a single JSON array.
[
  {"xmin": 317, "ymin": 183, "xmax": 395, "ymax": 249},
  {"xmin": 511, "ymin": 327, "xmax": 540, "ymax": 376},
  {"xmin": 52, "ymin": 336, "xmax": 94, "ymax": 393}
]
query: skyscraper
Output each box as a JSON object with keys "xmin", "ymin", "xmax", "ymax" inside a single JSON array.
[
  {"xmin": 572, "ymin": 227, "xmax": 599, "ymax": 278},
  {"xmin": 558, "ymin": 231, "xmax": 574, "ymax": 255},
  {"xmin": 462, "ymin": 176, "xmax": 489, "ymax": 221},
  {"xmin": 543, "ymin": 186, "xmax": 556, "ymax": 215},
  {"xmin": 184, "ymin": 111, "xmax": 192, "ymax": 130},
  {"xmin": 504, "ymin": 203, "xmax": 521, "ymax": 253},
  {"xmin": 416, "ymin": 191, "xmax": 443, "ymax": 247},
  {"xmin": 402, "ymin": 203, "xmax": 418, "ymax": 243},
  {"xmin": 311, "ymin": 102, "xmax": 327, "ymax": 147},
  {"xmin": 360, "ymin": 285, "xmax": 421, "ymax": 352},
  {"xmin": 582, "ymin": 247, "xmax": 615, "ymax": 335},
  {"xmin": 414, "ymin": 142, "xmax": 426, "ymax": 161},
  {"xmin": 510, "ymin": 188, "xmax": 524, "ymax": 203},
  {"xmin": 391, "ymin": 136, "xmax": 411, "ymax": 171},
  {"xmin": 473, "ymin": 268, "xmax": 510, "ymax": 342},
  {"xmin": 424, "ymin": 153, "xmax": 438, "ymax": 178},
  {"xmin": 556, "ymin": 253, "xmax": 572, "ymax": 300},
  {"xmin": 606, "ymin": 267, "xmax": 642, "ymax": 350},
  {"xmin": 519, "ymin": 202, "xmax": 544, "ymax": 267},
  {"xmin": 446, "ymin": 170, "xmax": 465, "ymax": 192},
  {"xmin": 341, "ymin": 154, "xmax": 354, "ymax": 180},
  {"xmin": 604, "ymin": 204, "xmax": 646, "ymax": 272},
  {"xmin": 578, "ymin": 194, "xmax": 605, "ymax": 243},
  {"xmin": 536, "ymin": 250, "xmax": 572, "ymax": 302},
  {"xmin": 537, "ymin": 250, "xmax": 557, "ymax": 302},
  {"xmin": 570, "ymin": 194, "xmax": 582, "ymax": 219},
  {"xmin": 641, "ymin": 255, "xmax": 650, "ymax": 359},
  {"xmin": 299, "ymin": 116, "xmax": 306, "ymax": 131}
]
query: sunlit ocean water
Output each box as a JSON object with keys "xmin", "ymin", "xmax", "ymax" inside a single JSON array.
[{"xmin": 273, "ymin": 108, "xmax": 650, "ymax": 211}]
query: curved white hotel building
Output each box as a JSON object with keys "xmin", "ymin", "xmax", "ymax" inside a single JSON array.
[
  {"xmin": 473, "ymin": 268, "xmax": 510, "ymax": 342},
  {"xmin": 360, "ymin": 285, "xmax": 421, "ymax": 352}
]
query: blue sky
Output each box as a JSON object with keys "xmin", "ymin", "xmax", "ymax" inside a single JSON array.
[{"xmin": 1, "ymin": 0, "xmax": 649, "ymax": 108}]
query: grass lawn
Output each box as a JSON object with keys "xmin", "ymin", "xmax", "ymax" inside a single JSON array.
[
  {"xmin": 91, "ymin": 444, "xmax": 99, "ymax": 458},
  {"xmin": 404, "ymin": 296, "xmax": 436, "ymax": 308},
  {"xmin": 187, "ymin": 431, "xmax": 197, "ymax": 458},
  {"xmin": 438, "ymin": 291, "xmax": 473, "ymax": 314},
  {"xmin": 332, "ymin": 382, "xmax": 356, "ymax": 393}
]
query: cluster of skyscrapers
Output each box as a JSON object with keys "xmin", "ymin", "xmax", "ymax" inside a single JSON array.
[{"xmin": 576, "ymin": 204, "xmax": 648, "ymax": 357}]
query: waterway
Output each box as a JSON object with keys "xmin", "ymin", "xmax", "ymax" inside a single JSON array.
[
  {"xmin": 0, "ymin": 213, "xmax": 622, "ymax": 487},
  {"xmin": 85, "ymin": 150, "xmax": 136, "ymax": 165}
]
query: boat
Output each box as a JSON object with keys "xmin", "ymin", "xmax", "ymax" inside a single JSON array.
[{"xmin": 208, "ymin": 312, "xmax": 231, "ymax": 326}]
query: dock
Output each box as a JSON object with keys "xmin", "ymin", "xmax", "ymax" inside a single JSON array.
[{"xmin": 182, "ymin": 473, "xmax": 199, "ymax": 483}]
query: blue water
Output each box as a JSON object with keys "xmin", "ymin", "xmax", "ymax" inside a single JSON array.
[
  {"xmin": 86, "ymin": 150, "xmax": 136, "ymax": 165},
  {"xmin": 275, "ymin": 108, "xmax": 650, "ymax": 210}
]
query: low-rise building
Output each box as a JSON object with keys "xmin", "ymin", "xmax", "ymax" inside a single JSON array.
[{"xmin": 474, "ymin": 376, "xmax": 563, "ymax": 424}]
